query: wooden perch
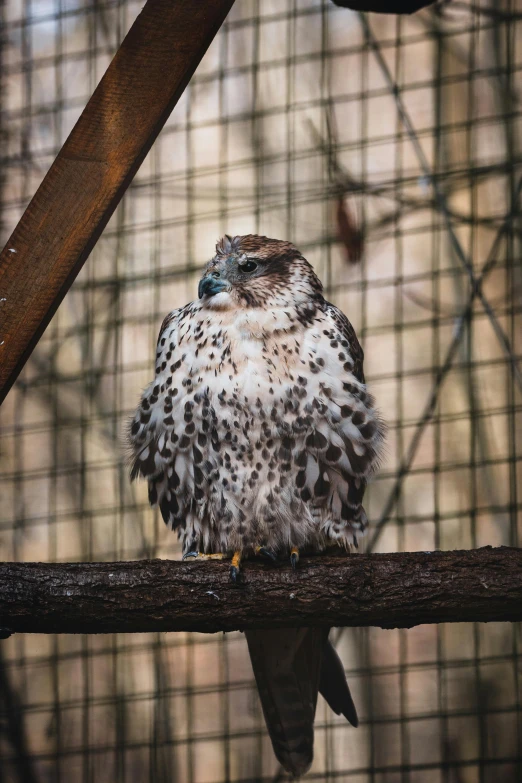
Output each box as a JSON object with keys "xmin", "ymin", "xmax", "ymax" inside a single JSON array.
[
  {"xmin": 0, "ymin": 547, "xmax": 520, "ymax": 636},
  {"xmin": 0, "ymin": 0, "xmax": 234, "ymax": 404}
]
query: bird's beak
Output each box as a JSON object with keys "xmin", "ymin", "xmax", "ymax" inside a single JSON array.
[{"xmin": 198, "ymin": 276, "xmax": 228, "ymax": 299}]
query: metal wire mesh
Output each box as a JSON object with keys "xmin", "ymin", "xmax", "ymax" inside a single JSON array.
[{"xmin": 0, "ymin": 0, "xmax": 521, "ymax": 780}]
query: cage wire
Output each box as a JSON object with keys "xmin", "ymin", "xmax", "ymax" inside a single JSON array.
[{"xmin": 0, "ymin": 0, "xmax": 521, "ymax": 781}]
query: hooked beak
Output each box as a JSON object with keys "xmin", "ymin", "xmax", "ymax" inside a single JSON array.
[{"xmin": 198, "ymin": 275, "xmax": 228, "ymax": 299}]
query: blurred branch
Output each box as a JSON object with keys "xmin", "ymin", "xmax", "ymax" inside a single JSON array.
[
  {"xmin": 0, "ymin": 547, "xmax": 521, "ymax": 635},
  {"xmin": 445, "ymin": 2, "xmax": 522, "ymax": 21},
  {"xmin": 24, "ymin": 352, "xmax": 151, "ymax": 559},
  {"xmin": 361, "ymin": 14, "xmax": 522, "ymax": 395},
  {"xmin": 308, "ymin": 118, "xmax": 511, "ymax": 244},
  {"xmin": 369, "ymin": 176, "xmax": 522, "ymax": 549},
  {"xmin": 416, "ymin": 4, "xmax": 521, "ymax": 107},
  {"xmin": 402, "ymin": 283, "xmax": 522, "ymax": 317}
]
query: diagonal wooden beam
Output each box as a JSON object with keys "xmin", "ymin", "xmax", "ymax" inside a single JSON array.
[{"xmin": 0, "ymin": 0, "xmax": 235, "ymax": 404}]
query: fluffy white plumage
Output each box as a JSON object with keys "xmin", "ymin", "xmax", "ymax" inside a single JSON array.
[{"xmin": 128, "ymin": 234, "xmax": 384, "ymax": 558}]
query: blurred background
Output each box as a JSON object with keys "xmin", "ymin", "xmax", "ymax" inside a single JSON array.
[{"xmin": 0, "ymin": 0, "xmax": 521, "ymax": 780}]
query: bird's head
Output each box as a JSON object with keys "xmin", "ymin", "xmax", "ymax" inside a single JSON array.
[{"xmin": 198, "ymin": 234, "xmax": 323, "ymax": 310}]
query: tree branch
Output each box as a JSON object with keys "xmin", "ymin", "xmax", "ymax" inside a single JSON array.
[{"xmin": 0, "ymin": 547, "xmax": 520, "ymax": 636}]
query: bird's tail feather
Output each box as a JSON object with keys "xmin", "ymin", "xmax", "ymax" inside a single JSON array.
[
  {"xmin": 245, "ymin": 627, "xmax": 323, "ymax": 777},
  {"xmin": 319, "ymin": 636, "xmax": 359, "ymax": 727},
  {"xmin": 246, "ymin": 628, "xmax": 359, "ymax": 777}
]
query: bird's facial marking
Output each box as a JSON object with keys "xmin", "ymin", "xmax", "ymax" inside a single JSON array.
[
  {"xmin": 199, "ymin": 255, "xmax": 265, "ymax": 309},
  {"xmin": 208, "ymin": 253, "xmax": 263, "ymax": 281},
  {"xmin": 197, "ymin": 234, "xmax": 323, "ymax": 312}
]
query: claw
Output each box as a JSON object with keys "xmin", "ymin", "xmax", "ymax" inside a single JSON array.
[
  {"xmin": 182, "ymin": 550, "xmax": 199, "ymax": 560},
  {"xmin": 230, "ymin": 551, "xmax": 242, "ymax": 583},
  {"xmin": 183, "ymin": 551, "xmax": 225, "ymax": 561},
  {"xmin": 255, "ymin": 546, "xmax": 277, "ymax": 562},
  {"xmin": 290, "ymin": 547, "xmax": 299, "ymax": 571}
]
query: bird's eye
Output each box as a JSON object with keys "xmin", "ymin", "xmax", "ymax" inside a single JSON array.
[{"xmin": 238, "ymin": 260, "xmax": 258, "ymax": 273}]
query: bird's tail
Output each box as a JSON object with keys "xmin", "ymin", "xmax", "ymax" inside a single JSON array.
[
  {"xmin": 319, "ymin": 636, "xmax": 359, "ymax": 727},
  {"xmin": 245, "ymin": 627, "xmax": 358, "ymax": 778}
]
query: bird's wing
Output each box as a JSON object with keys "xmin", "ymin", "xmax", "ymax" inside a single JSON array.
[
  {"xmin": 322, "ymin": 299, "xmax": 365, "ymax": 383},
  {"xmin": 245, "ymin": 627, "xmax": 324, "ymax": 777},
  {"xmin": 127, "ymin": 305, "xmax": 198, "ymax": 531}
]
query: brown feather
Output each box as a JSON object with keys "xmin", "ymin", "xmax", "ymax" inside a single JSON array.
[{"xmin": 245, "ymin": 627, "xmax": 324, "ymax": 777}]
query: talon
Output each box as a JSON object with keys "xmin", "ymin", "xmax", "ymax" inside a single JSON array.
[
  {"xmin": 183, "ymin": 551, "xmax": 225, "ymax": 561},
  {"xmin": 183, "ymin": 550, "xmax": 199, "ymax": 560},
  {"xmin": 290, "ymin": 547, "xmax": 299, "ymax": 571},
  {"xmin": 255, "ymin": 546, "xmax": 277, "ymax": 562},
  {"xmin": 230, "ymin": 551, "xmax": 242, "ymax": 583}
]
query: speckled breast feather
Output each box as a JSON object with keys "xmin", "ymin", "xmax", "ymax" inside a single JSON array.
[{"xmin": 128, "ymin": 234, "xmax": 385, "ymax": 557}]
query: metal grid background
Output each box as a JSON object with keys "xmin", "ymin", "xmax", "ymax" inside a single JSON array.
[{"xmin": 1, "ymin": 1, "xmax": 521, "ymax": 781}]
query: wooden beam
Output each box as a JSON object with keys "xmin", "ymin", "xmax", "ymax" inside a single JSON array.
[
  {"xmin": 330, "ymin": 0, "xmax": 436, "ymax": 11},
  {"xmin": 0, "ymin": 0, "xmax": 235, "ymax": 404},
  {"xmin": 0, "ymin": 547, "xmax": 520, "ymax": 636}
]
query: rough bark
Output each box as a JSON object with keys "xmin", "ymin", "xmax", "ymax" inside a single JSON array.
[{"xmin": 0, "ymin": 547, "xmax": 520, "ymax": 636}]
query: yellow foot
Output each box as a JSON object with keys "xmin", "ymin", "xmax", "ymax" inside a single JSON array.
[
  {"xmin": 254, "ymin": 545, "xmax": 277, "ymax": 562},
  {"xmin": 230, "ymin": 551, "xmax": 242, "ymax": 583},
  {"xmin": 182, "ymin": 551, "xmax": 225, "ymax": 561},
  {"xmin": 290, "ymin": 547, "xmax": 299, "ymax": 571}
]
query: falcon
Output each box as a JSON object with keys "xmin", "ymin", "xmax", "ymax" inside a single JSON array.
[{"xmin": 128, "ymin": 234, "xmax": 385, "ymax": 776}]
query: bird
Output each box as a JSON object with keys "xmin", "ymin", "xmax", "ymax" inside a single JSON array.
[{"xmin": 128, "ymin": 234, "xmax": 385, "ymax": 777}]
